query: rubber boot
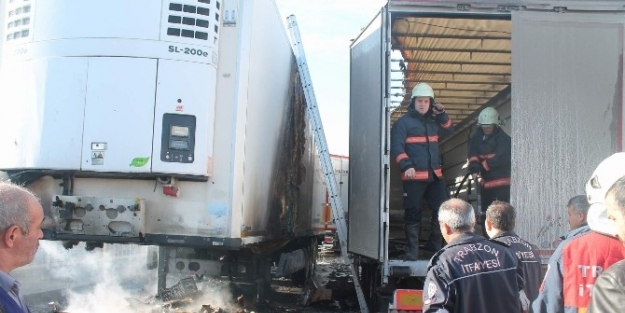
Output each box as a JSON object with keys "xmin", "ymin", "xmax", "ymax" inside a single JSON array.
[
  {"xmin": 405, "ymin": 223, "xmax": 420, "ymax": 260},
  {"xmin": 423, "ymin": 221, "xmax": 443, "ymax": 252}
]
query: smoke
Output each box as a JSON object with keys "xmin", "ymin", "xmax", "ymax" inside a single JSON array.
[
  {"xmin": 64, "ymin": 282, "xmax": 147, "ymax": 313},
  {"xmin": 37, "ymin": 241, "xmax": 157, "ymax": 313},
  {"xmin": 194, "ymin": 278, "xmax": 239, "ymax": 312},
  {"xmin": 20, "ymin": 242, "xmax": 244, "ymax": 312}
]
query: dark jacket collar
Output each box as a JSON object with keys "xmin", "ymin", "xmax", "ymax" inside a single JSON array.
[
  {"xmin": 490, "ymin": 230, "xmax": 518, "ymax": 241},
  {"xmin": 446, "ymin": 232, "xmax": 487, "ymax": 248}
]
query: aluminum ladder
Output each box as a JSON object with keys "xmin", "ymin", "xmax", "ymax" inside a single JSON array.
[{"xmin": 286, "ymin": 15, "xmax": 370, "ymax": 313}]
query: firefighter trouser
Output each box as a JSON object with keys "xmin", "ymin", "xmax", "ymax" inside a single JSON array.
[
  {"xmin": 480, "ymin": 184, "xmax": 510, "ymax": 213},
  {"xmin": 402, "ymin": 177, "xmax": 448, "ymax": 226}
]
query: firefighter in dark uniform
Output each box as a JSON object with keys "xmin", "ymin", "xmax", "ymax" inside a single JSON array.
[
  {"xmin": 467, "ymin": 107, "xmax": 511, "ymax": 233},
  {"xmin": 423, "ymin": 198, "xmax": 528, "ymax": 313},
  {"xmin": 485, "ymin": 200, "xmax": 542, "ymax": 302},
  {"xmin": 391, "ymin": 82, "xmax": 454, "ymax": 260}
]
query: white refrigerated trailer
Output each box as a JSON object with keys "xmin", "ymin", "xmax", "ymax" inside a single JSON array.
[
  {"xmin": 0, "ymin": 0, "xmax": 324, "ymax": 297},
  {"xmin": 349, "ymin": 0, "xmax": 625, "ymax": 310},
  {"xmin": 311, "ymin": 154, "xmax": 349, "ymax": 246}
]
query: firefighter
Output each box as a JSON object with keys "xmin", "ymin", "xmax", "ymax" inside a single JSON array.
[
  {"xmin": 467, "ymin": 107, "xmax": 511, "ymax": 234},
  {"xmin": 532, "ymin": 153, "xmax": 625, "ymax": 313},
  {"xmin": 390, "ymin": 82, "xmax": 454, "ymax": 260},
  {"xmin": 423, "ymin": 198, "xmax": 528, "ymax": 313},
  {"xmin": 485, "ymin": 200, "xmax": 542, "ymax": 302},
  {"xmin": 587, "ymin": 153, "xmax": 625, "ymax": 312}
]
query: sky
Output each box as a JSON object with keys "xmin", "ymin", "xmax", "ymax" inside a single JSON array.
[{"xmin": 274, "ymin": 0, "xmax": 387, "ymax": 156}]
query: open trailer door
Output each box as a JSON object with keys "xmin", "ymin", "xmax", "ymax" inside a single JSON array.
[
  {"xmin": 511, "ymin": 7, "xmax": 625, "ymax": 249},
  {"xmin": 349, "ymin": 9, "xmax": 388, "ymax": 260}
]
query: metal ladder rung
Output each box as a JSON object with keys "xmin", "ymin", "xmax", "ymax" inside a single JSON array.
[{"xmin": 286, "ymin": 15, "xmax": 369, "ymax": 313}]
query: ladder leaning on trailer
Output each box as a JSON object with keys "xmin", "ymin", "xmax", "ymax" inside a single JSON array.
[{"xmin": 286, "ymin": 15, "xmax": 370, "ymax": 313}]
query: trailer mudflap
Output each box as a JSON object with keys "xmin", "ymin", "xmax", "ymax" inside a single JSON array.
[{"xmin": 389, "ymin": 289, "xmax": 423, "ymax": 312}]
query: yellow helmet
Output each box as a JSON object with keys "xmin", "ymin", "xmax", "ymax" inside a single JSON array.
[{"xmin": 478, "ymin": 107, "xmax": 499, "ymax": 125}]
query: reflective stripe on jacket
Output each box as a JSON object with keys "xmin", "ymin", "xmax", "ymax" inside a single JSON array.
[
  {"xmin": 391, "ymin": 106, "xmax": 454, "ymax": 181},
  {"xmin": 468, "ymin": 127, "xmax": 511, "ymax": 188},
  {"xmin": 532, "ymin": 226, "xmax": 625, "ymax": 313}
]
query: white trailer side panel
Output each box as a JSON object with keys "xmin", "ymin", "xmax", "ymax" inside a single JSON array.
[
  {"xmin": 349, "ymin": 12, "xmax": 386, "ymax": 260},
  {"xmin": 332, "ymin": 155, "xmax": 349, "ymax": 215},
  {"xmin": 238, "ymin": 0, "xmax": 293, "ymax": 236},
  {"xmin": 311, "ymin": 154, "xmax": 329, "ymax": 231},
  {"xmin": 0, "ymin": 58, "xmax": 87, "ymax": 170},
  {"xmin": 512, "ymin": 11, "xmax": 624, "ymax": 248},
  {"xmin": 311, "ymin": 155, "xmax": 349, "ymax": 232},
  {"xmin": 81, "ymin": 57, "xmax": 157, "ymax": 172}
]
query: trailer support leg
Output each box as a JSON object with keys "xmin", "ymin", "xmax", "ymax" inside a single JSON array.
[
  {"xmin": 256, "ymin": 258, "xmax": 271, "ymax": 305},
  {"xmin": 157, "ymin": 246, "xmax": 168, "ymax": 297}
]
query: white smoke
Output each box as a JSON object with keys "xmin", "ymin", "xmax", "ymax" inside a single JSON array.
[
  {"xmin": 194, "ymin": 279, "xmax": 238, "ymax": 312},
  {"xmin": 38, "ymin": 241, "xmax": 157, "ymax": 312},
  {"xmin": 19, "ymin": 241, "xmax": 243, "ymax": 312}
]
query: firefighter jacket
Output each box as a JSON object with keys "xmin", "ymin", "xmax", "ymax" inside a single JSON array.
[
  {"xmin": 391, "ymin": 105, "xmax": 454, "ymax": 181},
  {"xmin": 423, "ymin": 232, "xmax": 523, "ymax": 313},
  {"xmin": 588, "ymin": 259, "xmax": 625, "ymax": 313},
  {"xmin": 531, "ymin": 226, "xmax": 625, "ymax": 313},
  {"xmin": 490, "ymin": 231, "xmax": 542, "ymax": 302},
  {"xmin": 467, "ymin": 127, "xmax": 511, "ymax": 189}
]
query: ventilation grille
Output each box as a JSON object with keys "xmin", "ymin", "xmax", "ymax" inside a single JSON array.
[
  {"xmin": 166, "ymin": 0, "xmax": 221, "ymax": 42},
  {"xmin": 5, "ymin": 0, "xmax": 32, "ymax": 42}
]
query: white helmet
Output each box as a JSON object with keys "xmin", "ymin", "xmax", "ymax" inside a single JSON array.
[
  {"xmin": 586, "ymin": 152, "xmax": 625, "ymax": 236},
  {"xmin": 411, "ymin": 83, "xmax": 434, "ymax": 99},
  {"xmin": 478, "ymin": 107, "xmax": 499, "ymax": 125}
]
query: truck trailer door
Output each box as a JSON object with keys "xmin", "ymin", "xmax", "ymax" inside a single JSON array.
[
  {"xmin": 349, "ymin": 10, "xmax": 388, "ymax": 260},
  {"xmin": 511, "ymin": 9, "xmax": 625, "ymax": 247}
]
